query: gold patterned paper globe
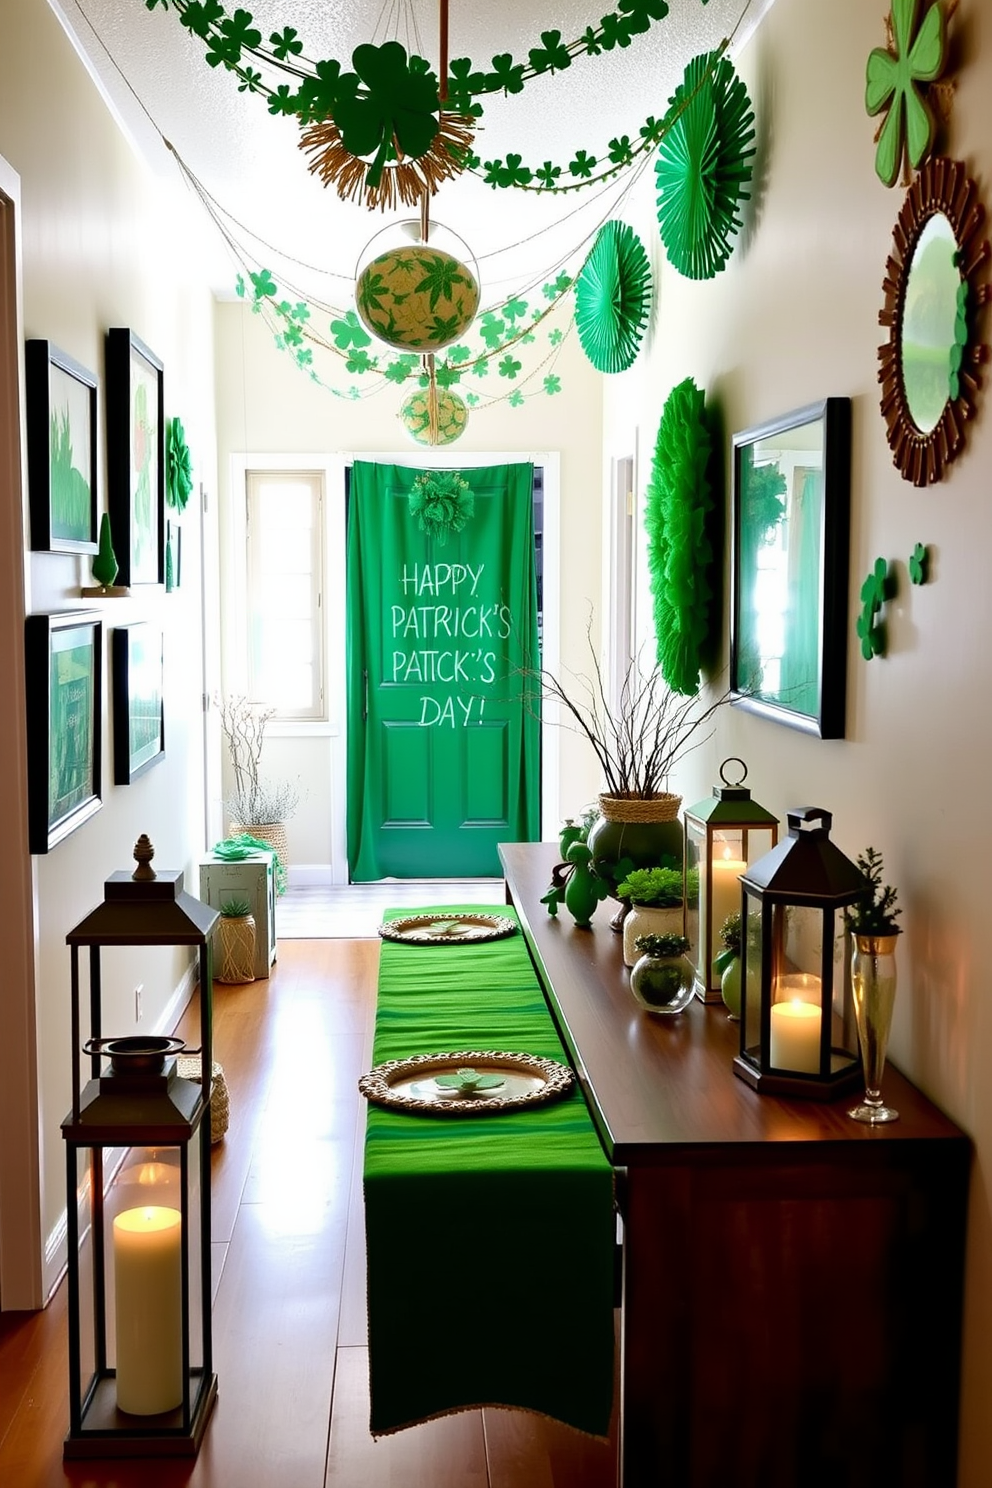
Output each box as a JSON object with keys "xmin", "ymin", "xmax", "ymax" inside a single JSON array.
[
  {"xmin": 399, "ymin": 387, "xmax": 469, "ymax": 446},
  {"xmin": 356, "ymin": 245, "xmax": 479, "ymax": 351}
]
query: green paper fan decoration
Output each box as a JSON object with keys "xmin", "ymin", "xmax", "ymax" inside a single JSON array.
[
  {"xmin": 644, "ymin": 376, "xmax": 713, "ymax": 696},
  {"xmin": 655, "ymin": 51, "xmax": 756, "ymax": 280},
  {"xmin": 574, "ymin": 220, "xmax": 652, "ymax": 373},
  {"xmin": 409, "ymin": 471, "xmax": 475, "ymax": 545},
  {"xmin": 166, "ymin": 416, "xmax": 193, "ymax": 512}
]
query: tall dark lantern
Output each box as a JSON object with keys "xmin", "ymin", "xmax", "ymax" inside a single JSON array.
[
  {"xmin": 683, "ymin": 758, "xmax": 778, "ymax": 1003},
  {"xmin": 61, "ymin": 836, "xmax": 218, "ymax": 1458},
  {"xmin": 734, "ymin": 808, "xmax": 866, "ymax": 1099}
]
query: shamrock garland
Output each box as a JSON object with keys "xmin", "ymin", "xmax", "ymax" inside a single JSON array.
[
  {"xmin": 144, "ymin": 1, "xmax": 716, "ymax": 207},
  {"xmin": 865, "ymin": 0, "xmax": 946, "ymax": 189},
  {"xmin": 408, "ymin": 471, "xmax": 474, "ymax": 544},
  {"xmin": 644, "ymin": 377, "xmax": 714, "ymax": 696},
  {"xmin": 655, "ymin": 49, "xmax": 755, "ymax": 279},
  {"xmin": 574, "ymin": 220, "xmax": 652, "ymax": 373},
  {"xmin": 166, "ymin": 415, "xmax": 193, "ymax": 511},
  {"xmin": 234, "ymin": 263, "xmax": 574, "ymax": 410}
]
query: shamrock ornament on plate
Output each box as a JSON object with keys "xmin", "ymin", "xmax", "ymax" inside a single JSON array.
[{"xmin": 434, "ymin": 1067, "xmax": 506, "ymax": 1094}]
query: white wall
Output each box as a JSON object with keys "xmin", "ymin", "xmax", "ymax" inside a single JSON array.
[
  {"xmin": 0, "ymin": 0, "xmax": 218, "ymax": 1298},
  {"xmin": 603, "ymin": 2, "xmax": 992, "ymax": 1481}
]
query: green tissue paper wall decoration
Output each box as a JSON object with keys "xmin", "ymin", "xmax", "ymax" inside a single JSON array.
[
  {"xmin": 644, "ymin": 376, "xmax": 713, "ymax": 696},
  {"xmin": 408, "ymin": 470, "xmax": 475, "ymax": 544},
  {"xmin": 166, "ymin": 416, "xmax": 193, "ymax": 511},
  {"xmin": 574, "ymin": 220, "xmax": 652, "ymax": 373},
  {"xmin": 654, "ymin": 50, "xmax": 755, "ymax": 280}
]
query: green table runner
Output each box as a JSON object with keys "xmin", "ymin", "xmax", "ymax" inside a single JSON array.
[{"xmin": 364, "ymin": 906, "xmax": 615, "ymax": 1437}]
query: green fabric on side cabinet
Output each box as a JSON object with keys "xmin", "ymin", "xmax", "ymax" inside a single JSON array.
[{"xmin": 364, "ymin": 906, "xmax": 615, "ymax": 1437}]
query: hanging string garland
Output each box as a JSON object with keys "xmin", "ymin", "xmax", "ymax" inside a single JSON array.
[
  {"xmin": 166, "ymin": 415, "xmax": 193, "ymax": 511},
  {"xmin": 644, "ymin": 376, "xmax": 714, "ymax": 697},
  {"xmin": 408, "ymin": 470, "xmax": 475, "ymax": 542},
  {"xmin": 654, "ymin": 50, "xmax": 755, "ymax": 279},
  {"xmin": 574, "ymin": 220, "xmax": 652, "ymax": 373}
]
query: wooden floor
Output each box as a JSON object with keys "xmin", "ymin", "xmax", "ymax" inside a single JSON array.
[{"xmin": 0, "ymin": 940, "xmax": 619, "ymax": 1487}]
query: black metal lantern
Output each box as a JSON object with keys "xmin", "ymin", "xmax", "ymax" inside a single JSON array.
[
  {"xmin": 61, "ymin": 836, "xmax": 219, "ymax": 1458},
  {"xmin": 683, "ymin": 758, "xmax": 779, "ymax": 1003},
  {"xmin": 734, "ymin": 807, "xmax": 866, "ymax": 1099}
]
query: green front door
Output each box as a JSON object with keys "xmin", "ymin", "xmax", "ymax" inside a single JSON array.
[{"xmin": 346, "ymin": 461, "xmax": 540, "ymax": 880}]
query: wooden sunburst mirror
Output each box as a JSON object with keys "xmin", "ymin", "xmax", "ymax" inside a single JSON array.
[{"xmin": 878, "ymin": 156, "xmax": 991, "ymax": 486}]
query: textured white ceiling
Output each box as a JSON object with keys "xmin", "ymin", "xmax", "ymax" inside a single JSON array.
[{"xmin": 50, "ymin": 0, "xmax": 773, "ymax": 300}]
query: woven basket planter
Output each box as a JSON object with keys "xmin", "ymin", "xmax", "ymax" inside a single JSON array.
[
  {"xmin": 177, "ymin": 1056, "xmax": 231, "ymax": 1144},
  {"xmin": 229, "ymin": 820, "xmax": 289, "ymax": 895},
  {"xmin": 216, "ymin": 913, "xmax": 256, "ymax": 984}
]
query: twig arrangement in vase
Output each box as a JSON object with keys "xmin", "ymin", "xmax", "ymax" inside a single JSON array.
[
  {"xmin": 528, "ymin": 632, "xmax": 731, "ymax": 911},
  {"xmin": 844, "ymin": 847, "xmax": 902, "ymax": 1125},
  {"xmin": 218, "ymin": 694, "xmax": 299, "ymax": 894}
]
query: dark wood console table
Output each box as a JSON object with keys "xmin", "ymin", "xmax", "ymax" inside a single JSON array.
[{"xmin": 501, "ymin": 842, "xmax": 970, "ymax": 1488}]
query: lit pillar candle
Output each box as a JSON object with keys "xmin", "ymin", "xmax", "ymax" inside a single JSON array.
[
  {"xmin": 114, "ymin": 1205, "xmax": 183, "ymax": 1415},
  {"xmin": 769, "ymin": 997, "xmax": 822, "ymax": 1073},
  {"xmin": 710, "ymin": 848, "xmax": 747, "ymax": 940}
]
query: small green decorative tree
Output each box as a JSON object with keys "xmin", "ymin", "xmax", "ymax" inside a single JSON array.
[{"xmin": 91, "ymin": 513, "xmax": 119, "ymax": 588}]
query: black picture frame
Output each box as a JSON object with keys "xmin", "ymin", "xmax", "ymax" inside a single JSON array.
[
  {"xmin": 112, "ymin": 622, "xmax": 165, "ymax": 783},
  {"xmin": 730, "ymin": 397, "xmax": 851, "ymax": 739},
  {"xmin": 25, "ymin": 612, "xmax": 102, "ymax": 853},
  {"xmin": 106, "ymin": 327, "xmax": 164, "ymax": 586},
  {"xmin": 25, "ymin": 340, "xmax": 98, "ymax": 554}
]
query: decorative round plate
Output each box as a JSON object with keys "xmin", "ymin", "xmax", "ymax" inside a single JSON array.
[
  {"xmin": 358, "ymin": 1050, "xmax": 574, "ymax": 1115},
  {"xmin": 378, "ymin": 912, "xmax": 517, "ymax": 944}
]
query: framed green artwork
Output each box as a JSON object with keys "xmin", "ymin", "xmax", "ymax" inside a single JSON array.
[
  {"xmin": 25, "ymin": 341, "xmax": 98, "ymax": 555},
  {"xmin": 730, "ymin": 398, "xmax": 851, "ymax": 739},
  {"xmin": 25, "ymin": 612, "xmax": 102, "ymax": 853},
  {"xmin": 106, "ymin": 328, "xmax": 165, "ymax": 585},
  {"xmin": 112, "ymin": 623, "xmax": 165, "ymax": 784}
]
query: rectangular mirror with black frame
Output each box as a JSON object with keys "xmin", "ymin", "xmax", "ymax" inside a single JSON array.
[{"xmin": 730, "ymin": 397, "xmax": 851, "ymax": 739}]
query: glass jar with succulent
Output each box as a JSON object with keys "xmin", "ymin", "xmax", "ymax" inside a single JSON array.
[
  {"xmin": 629, "ymin": 932, "xmax": 695, "ymax": 1015},
  {"xmin": 215, "ymin": 895, "xmax": 256, "ymax": 985},
  {"xmin": 844, "ymin": 847, "xmax": 902, "ymax": 1124},
  {"xmin": 616, "ymin": 866, "xmax": 693, "ymax": 967},
  {"xmin": 713, "ymin": 911, "xmax": 742, "ymax": 1019},
  {"xmin": 219, "ymin": 695, "xmax": 299, "ymax": 889}
]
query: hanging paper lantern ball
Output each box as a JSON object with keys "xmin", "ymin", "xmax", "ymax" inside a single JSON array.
[
  {"xmin": 356, "ymin": 244, "xmax": 480, "ymax": 351},
  {"xmin": 399, "ymin": 386, "xmax": 469, "ymax": 446}
]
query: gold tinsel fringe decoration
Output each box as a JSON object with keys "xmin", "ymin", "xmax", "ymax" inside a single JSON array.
[{"xmin": 300, "ymin": 114, "xmax": 476, "ymax": 212}]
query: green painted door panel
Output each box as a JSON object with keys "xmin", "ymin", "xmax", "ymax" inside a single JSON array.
[{"xmin": 346, "ymin": 462, "xmax": 540, "ymax": 880}]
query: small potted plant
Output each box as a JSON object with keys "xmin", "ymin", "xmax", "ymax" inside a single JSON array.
[
  {"xmin": 713, "ymin": 910, "xmax": 742, "ymax": 1020},
  {"xmin": 215, "ymin": 895, "xmax": 256, "ymax": 985},
  {"xmin": 844, "ymin": 847, "xmax": 902, "ymax": 1124},
  {"xmin": 629, "ymin": 932, "xmax": 694, "ymax": 1015},
  {"xmin": 616, "ymin": 865, "xmax": 687, "ymax": 967}
]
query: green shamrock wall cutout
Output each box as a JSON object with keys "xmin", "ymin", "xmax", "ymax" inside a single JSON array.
[
  {"xmin": 856, "ymin": 557, "xmax": 894, "ymax": 660},
  {"xmin": 908, "ymin": 541, "xmax": 930, "ymax": 583},
  {"xmin": 865, "ymin": 0, "xmax": 947, "ymax": 188}
]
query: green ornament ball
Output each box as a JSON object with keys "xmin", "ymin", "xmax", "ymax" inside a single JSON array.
[
  {"xmin": 399, "ymin": 387, "xmax": 469, "ymax": 446},
  {"xmin": 356, "ymin": 245, "xmax": 479, "ymax": 351}
]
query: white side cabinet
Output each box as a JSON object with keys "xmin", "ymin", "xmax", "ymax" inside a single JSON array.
[{"xmin": 199, "ymin": 850, "xmax": 276, "ymax": 979}]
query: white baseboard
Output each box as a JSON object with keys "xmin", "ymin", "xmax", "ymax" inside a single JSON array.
[{"xmin": 287, "ymin": 863, "xmax": 338, "ymax": 887}]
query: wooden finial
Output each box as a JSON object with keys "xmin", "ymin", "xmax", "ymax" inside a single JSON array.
[{"xmin": 132, "ymin": 835, "xmax": 156, "ymax": 880}]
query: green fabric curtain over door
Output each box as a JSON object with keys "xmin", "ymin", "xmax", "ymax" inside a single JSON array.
[{"xmin": 346, "ymin": 461, "xmax": 540, "ymax": 880}]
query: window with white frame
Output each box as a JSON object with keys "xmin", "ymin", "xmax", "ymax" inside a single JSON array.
[{"xmin": 245, "ymin": 469, "xmax": 325, "ymax": 720}]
